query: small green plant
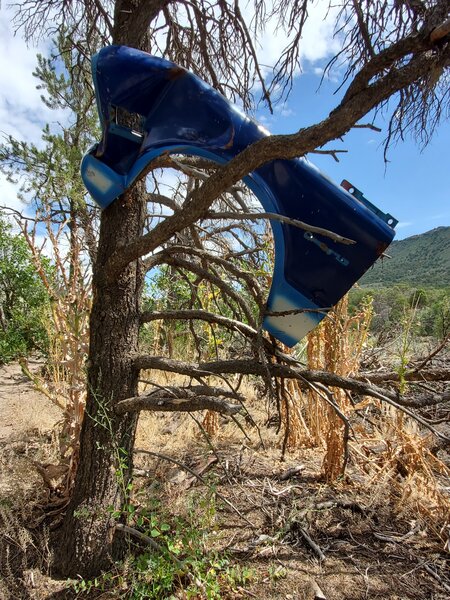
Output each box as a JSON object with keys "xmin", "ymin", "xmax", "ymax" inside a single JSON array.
[
  {"xmin": 224, "ymin": 564, "xmax": 256, "ymax": 587},
  {"xmin": 396, "ymin": 297, "xmax": 420, "ymax": 393},
  {"xmin": 70, "ymin": 499, "xmax": 251, "ymax": 599},
  {"xmin": 268, "ymin": 564, "xmax": 287, "ymax": 582},
  {"xmin": 78, "ymin": 389, "xmax": 254, "ymax": 598}
]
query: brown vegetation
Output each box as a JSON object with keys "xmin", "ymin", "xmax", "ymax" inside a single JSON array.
[{"xmin": 1, "ymin": 347, "xmax": 449, "ymax": 598}]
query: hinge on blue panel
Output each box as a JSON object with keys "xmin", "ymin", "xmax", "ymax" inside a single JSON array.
[{"xmin": 341, "ymin": 180, "xmax": 398, "ymax": 228}]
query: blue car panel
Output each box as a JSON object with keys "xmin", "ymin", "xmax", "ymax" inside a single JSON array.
[{"xmin": 81, "ymin": 45, "xmax": 397, "ymax": 346}]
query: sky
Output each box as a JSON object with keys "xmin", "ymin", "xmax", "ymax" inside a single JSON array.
[
  {"xmin": 259, "ymin": 73, "xmax": 450, "ymax": 240},
  {"xmin": 0, "ymin": 3, "xmax": 449, "ymax": 241}
]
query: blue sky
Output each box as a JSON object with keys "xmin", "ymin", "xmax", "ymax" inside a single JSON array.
[
  {"xmin": 0, "ymin": 4, "xmax": 448, "ymax": 242},
  {"xmin": 258, "ymin": 71, "xmax": 450, "ymax": 241}
]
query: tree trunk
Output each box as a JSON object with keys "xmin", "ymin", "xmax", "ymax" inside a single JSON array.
[
  {"xmin": 55, "ymin": 182, "xmax": 146, "ymax": 577},
  {"xmin": 52, "ymin": 0, "xmax": 163, "ymax": 577}
]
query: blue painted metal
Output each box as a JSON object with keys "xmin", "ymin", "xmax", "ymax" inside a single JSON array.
[{"xmin": 81, "ymin": 45, "xmax": 397, "ymax": 347}]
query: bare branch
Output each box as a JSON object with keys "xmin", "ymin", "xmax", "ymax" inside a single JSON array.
[
  {"xmin": 412, "ymin": 333, "xmax": 450, "ymax": 373},
  {"xmin": 115, "ymin": 393, "xmax": 242, "ymax": 415},
  {"xmin": 309, "ymin": 149, "xmax": 348, "ymax": 163},
  {"xmin": 205, "ymin": 211, "xmax": 356, "ymax": 244},
  {"xmin": 352, "ymin": 123, "xmax": 382, "ymax": 132},
  {"xmin": 141, "ymin": 308, "xmax": 259, "ymax": 339},
  {"xmin": 144, "ymin": 244, "xmax": 264, "ymax": 307},
  {"xmin": 357, "ymin": 368, "xmax": 450, "ymax": 384},
  {"xmin": 131, "ymin": 355, "xmax": 450, "ymax": 440},
  {"xmin": 115, "ymin": 523, "xmax": 168, "ymax": 556},
  {"xmin": 393, "ymin": 390, "xmax": 450, "ymax": 409},
  {"xmin": 160, "ymin": 254, "xmax": 257, "ymax": 327}
]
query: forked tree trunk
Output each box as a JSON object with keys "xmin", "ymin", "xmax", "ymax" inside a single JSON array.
[{"xmin": 55, "ymin": 182, "xmax": 146, "ymax": 577}]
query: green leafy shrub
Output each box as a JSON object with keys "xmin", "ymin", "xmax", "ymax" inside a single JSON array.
[
  {"xmin": 71, "ymin": 491, "xmax": 255, "ymax": 599},
  {"xmin": 0, "ymin": 213, "xmax": 51, "ymax": 363},
  {"xmin": 350, "ymin": 285, "xmax": 450, "ymax": 341}
]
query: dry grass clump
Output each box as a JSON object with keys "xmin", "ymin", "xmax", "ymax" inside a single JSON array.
[
  {"xmin": 0, "ymin": 499, "xmax": 54, "ymax": 600},
  {"xmin": 363, "ymin": 424, "xmax": 450, "ymax": 546}
]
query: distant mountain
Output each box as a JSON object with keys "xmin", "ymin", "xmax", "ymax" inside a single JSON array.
[{"xmin": 360, "ymin": 226, "xmax": 450, "ymax": 287}]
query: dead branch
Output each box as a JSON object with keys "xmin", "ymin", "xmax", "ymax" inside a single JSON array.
[
  {"xmin": 132, "ymin": 355, "xmax": 450, "ymax": 402},
  {"xmin": 170, "ymin": 157, "xmax": 214, "ymax": 181},
  {"xmin": 312, "ymin": 581, "xmax": 327, "ymax": 600},
  {"xmin": 422, "ymin": 564, "xmax": 450, "ymax": 594},
  {"xmin": 352, "ymin": 123, "xmax": 382, "ymax": 132},
  {"xmin": 356, "ymin": 385, "xmax": 448, "ymax": 440},
  {"xmin": 146, "ymin": 244, "xmax": 265, "ymax": 306},
  {"xmin": 358, "ymin": 369, "xmax": 450, "ymax": 384},
  {"xmin": 264, "ymin": 307, "xmax": 332, "ymax": 317},
  {"xmin": 134, "ymin": 449, "xmax": 256, "ymax": 528},
  {"xmin": 115, "ymin": 387, "xmax": 243, "ymax": 415},
  {"xmin": 373, "ymin": 524, "xmax": 421, "ymax": 544},
  {"xmin": 131, "ymin": 355, "xmax": 450, "ymax": 440},
  {"xmin": 412, "ymin": 333, "xmax": 450, "ymax": 373},
  {"xmin": 205, "ymin": 211, "xmax": 356, "ymax": 244},
  {"xmin": 115, "ymin": 523, "xmax": 169, "ymax": 557},
  {"xmin": 289, "ymin": 522, "xmax": 326, "ymax": 561},
  {"xmin": 140, "ymin": 309, "xmax": 258, "ymax": 339},
  {"xmin": 278, "ymin": 465, "xmax": 305, "ymax": 481},
  {"xmin": 314, "ymin": 499, "xmax": 366, "ymax": 514},
  {"xmin": 310, "ymin": 149, "xmax": 348, "ymax": 163},
  {"xmin": 390, "ymin": 390, "xmax": 450, "ymax": 408},
  {"xmin": 161, "ymin": 254, "xmax": 257, "ymax": 327}
]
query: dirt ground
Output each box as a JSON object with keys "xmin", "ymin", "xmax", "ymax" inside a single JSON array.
[{"xmin": 0, "ymin": 362, "xmax": 449, "ymax": 599}]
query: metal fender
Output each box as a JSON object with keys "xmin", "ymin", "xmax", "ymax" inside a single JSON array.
[{"xmin": 81, "ymin": 45, "xmax": 397, "ymax": 346}]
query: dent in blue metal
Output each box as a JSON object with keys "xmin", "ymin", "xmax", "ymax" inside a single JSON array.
[{"xmin": 81, "ymin": 45, "xmax": 397, "ymax": 347}]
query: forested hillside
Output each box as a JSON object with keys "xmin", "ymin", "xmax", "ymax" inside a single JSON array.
[{"xmin": 361, "ymin": 226, "xmax": 450, "ymax": 287}]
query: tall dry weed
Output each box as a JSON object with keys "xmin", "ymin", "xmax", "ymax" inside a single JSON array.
[
  {"xmin": 363, "ymin": 424, "xmax": 450, "ymax": 546},
  {"xmin": 17, "ymin": 214, "xmax": 91, "ymax": 494},
  {"xmin": 306, "ymin": 295, "xmax": 373, "ymax": 479}
]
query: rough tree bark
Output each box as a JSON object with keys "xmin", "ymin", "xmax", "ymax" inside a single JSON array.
[
  {"xmin": 55, "ymin": 180, "xmax": 147, "ymax": 576},
  {"xmin": 53, "ymin": 1, "xmax": 173, "ymax": 577}
]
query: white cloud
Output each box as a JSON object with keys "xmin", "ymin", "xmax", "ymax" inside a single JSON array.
[
  {"xmin": 251, "ymin": 0, "xmax": 341, "ymax": 74},
  {"xmin": 279, "ymin": 105, "xmax": 295, "ymax": 118},
  {"xmin": 0, "ymin": 7, "xmax": 70, "ymax": 216},
  {"xmin": 299, "ymin": 2, "xmax": 342, "ymax": 64},
  {"xmin": 0, "ymin": 9, "xmax": 55, "ymax": 140},
  {"xmin": 428, "ymin": 211, "xmax": 450, "ymax": 221},
  {"xmin": 0, "ymin": 172, "xmax": 26, "ymax": 213},
  {"xmin": 0, "ymin": 173, "xmax": 40, "ymax": 241}
]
